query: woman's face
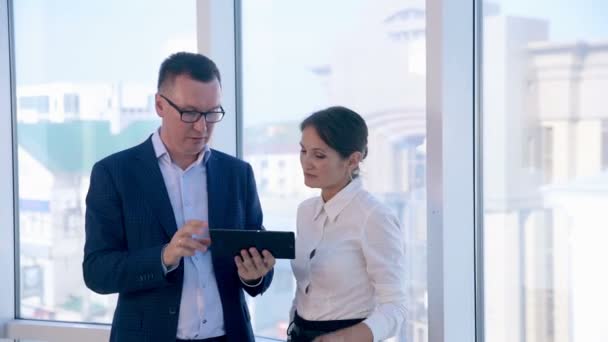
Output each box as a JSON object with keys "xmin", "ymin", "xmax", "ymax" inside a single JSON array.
[{"xmin": 299, "ymin": 126, "xmax": 355, "ymax": 194}]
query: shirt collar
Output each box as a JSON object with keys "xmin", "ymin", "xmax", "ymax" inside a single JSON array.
[
  {"xmin": 151, "ymin": 128, "xmax": 211, "ymax": 166},
  {"xmin": 313, "ymin": 178, "xmax": 363, "ymax": 222}
]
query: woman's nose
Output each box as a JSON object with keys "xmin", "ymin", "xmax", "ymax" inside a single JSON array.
[{"xmin": 301, "ymin": 156, "xmax": 313, "ymax": 169}]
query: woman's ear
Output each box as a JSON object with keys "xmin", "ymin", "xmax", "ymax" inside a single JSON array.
[{"xmin": 348, "ymin": 151, "xmax": 363, "ymax": 170}]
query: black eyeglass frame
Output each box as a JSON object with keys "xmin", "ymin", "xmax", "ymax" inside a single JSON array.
[{"xmin": 158, "ymin": 94, "xmax": 225, "ymax": 123}]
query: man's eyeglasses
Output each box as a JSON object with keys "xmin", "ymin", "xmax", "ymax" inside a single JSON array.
[{"xmin": 158, "ymin": 94, "xmax": 225, "ymax": 123}]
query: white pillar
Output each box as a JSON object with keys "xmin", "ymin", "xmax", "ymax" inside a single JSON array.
[
  {"xmin": 0, "ymin": 0, "xmax": 16, "ymax": 336},
  {"xmin": 426, "ymin": 0, "xmax": 478, "ymax": 341}
]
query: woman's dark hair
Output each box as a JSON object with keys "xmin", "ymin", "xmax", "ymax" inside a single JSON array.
[
  {"xmin": 300, "ymin": 106, "xmax": 368, "ymax": 178},
  {"xmin": 157, "ymin": 52, "xmax": 221, "ymax": 90}
]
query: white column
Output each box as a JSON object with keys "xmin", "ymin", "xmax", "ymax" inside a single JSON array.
[
  {"xmin": 0, "ymin": 0, "xmax": 16, "ymax": 337},
  {"xmin": 197, "ymin": 0, "xmax": 239, "ymax": 157},
  {"xmin": 426, "ymin": 0, "xmax": 478, "ymax": 341}
]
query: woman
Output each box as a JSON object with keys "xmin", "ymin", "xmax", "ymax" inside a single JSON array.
[{"xmin": 288, "ymin": 106, "xmax": 407, "ymax": 342}]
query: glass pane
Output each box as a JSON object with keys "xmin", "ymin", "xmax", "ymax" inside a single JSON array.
[
  {"xmin": 482, "ymin": 1, "xmax": 608, "ymax": 342},
  {"xmin": 242, "ymin": 0, "xmax": 427, "ymax": 340},
  {"xmin": 14, "ymin": 0, "xmax": 196, "ymax": 322}
]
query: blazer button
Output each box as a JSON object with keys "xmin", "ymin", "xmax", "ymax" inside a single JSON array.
[{"xmin": 169, "ymin": 307, "xmax": 177, "ymax": 315}]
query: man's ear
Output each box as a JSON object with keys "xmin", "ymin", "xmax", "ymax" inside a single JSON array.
[{"xmin": 155, "ymin": 94, "xmax": 165, "ymax": 118}]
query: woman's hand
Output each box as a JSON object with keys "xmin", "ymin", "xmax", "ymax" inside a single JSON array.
[
  {"xmin": 312, "ymin": 323, "xmax": 373, "ymax": 342},
  {"xmin": 312, "ymin": 332, "xmax": 346, "ymax": 342}
]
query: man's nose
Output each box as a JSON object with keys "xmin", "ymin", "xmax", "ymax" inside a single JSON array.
[{"xmin": 193, "ymin": 117, "xmax": 207, "ymax": 132}]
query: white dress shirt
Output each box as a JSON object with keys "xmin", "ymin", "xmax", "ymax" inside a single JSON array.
[
  {"xmin": 290, "ymin": 178, "xmax": 407, "ymax": 341},
  {"xmin": 152, "ymin": 130, "xmax": 226, "ymax": 340}
]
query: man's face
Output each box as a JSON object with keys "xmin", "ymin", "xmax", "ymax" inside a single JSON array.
[{"xmin": 155, "ymin": 74, "xmax": 222, "ymax": 158}]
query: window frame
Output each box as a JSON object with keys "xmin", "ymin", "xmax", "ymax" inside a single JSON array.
[
  {"xmin": 426, "ymin": 0, "xmax": 479, "ymax": 341},
  {"xmin": 0, "ymin": 0, "xmax": 16, "ymax": 335},
  {"xmin": 0, "ymin": 0, "xmax": 481, "ymax": 341}
]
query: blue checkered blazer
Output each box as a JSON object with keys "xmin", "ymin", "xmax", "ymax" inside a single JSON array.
[{"xmin": 83, "ymin": 137, "xmax": 273, "ymax": 342}]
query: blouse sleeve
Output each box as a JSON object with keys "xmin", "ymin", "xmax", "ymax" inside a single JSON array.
[{"xmin": 360, "ymin": 204, "xmax": 408, "ymax": 341}]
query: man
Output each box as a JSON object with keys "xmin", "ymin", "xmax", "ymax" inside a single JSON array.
[{"xmin": 83, "ymin": 52, "xmax": 275, "ymax": 342}]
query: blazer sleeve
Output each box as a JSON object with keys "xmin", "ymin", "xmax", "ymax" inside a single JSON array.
[
  {"xmin": 83, "ymin": 161, "xmax": 174, "ymax": 295},
  {"xmin": 241, "ymin": 162, "xmax": 274, "ymax": 296}
]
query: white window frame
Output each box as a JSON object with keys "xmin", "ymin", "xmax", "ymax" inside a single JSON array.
[
  {"xmin": 0, "ymin": 0, "xmax": 16, "ymax": 335},
  {"xmin": 197, "ymin": 0, "xmax": 239, "ymax": 156},
  {"xmin": 426, "ymin": 0, "xmax": 479, "ymax": 341},
  {"xmin": 0, "ymin": 0, "xmax": 481, "ymax": 341}
]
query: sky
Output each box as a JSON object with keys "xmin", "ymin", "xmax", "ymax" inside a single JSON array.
[
  {"xmin": 497, "ymin": 0, "xmax": 608, "ymax": 41},
  {"xmin": 11, "ymin": 0, "xmax": 608, "ymax": 124},
  {"xmin": 13, "ymin": 0, "xmax": 197, "ymax": 85},
  {"xmin": 13, "ymin": 0, "xmax": 608, "ymax": 83}
]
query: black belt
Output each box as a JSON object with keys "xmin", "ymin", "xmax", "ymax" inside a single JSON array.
[
  {"xmin": 176, "ymin": 335, "xmax": 227, "ymax": 342},
  {"xmin": 288, "ymin": 312, "xmax": 365, "ymax": 342}
]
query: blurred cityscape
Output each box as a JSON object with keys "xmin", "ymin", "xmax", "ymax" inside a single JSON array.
[{"xmin": 14, "ymin": 1, "xmax": 608, "ymax": 342}]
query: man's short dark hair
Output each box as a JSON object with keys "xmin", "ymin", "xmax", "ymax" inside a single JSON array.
[{"xmin": 157, "ymin": 52, "xmax": 221, "ymax": 90}]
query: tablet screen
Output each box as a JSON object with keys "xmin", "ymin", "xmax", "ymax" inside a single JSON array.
[{"xmin": 209, "ymin": 228, "xmax": 295, "ymax": 259}]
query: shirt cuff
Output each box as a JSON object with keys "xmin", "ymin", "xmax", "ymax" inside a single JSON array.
[
  {"xmin": 161, "ymin": 244, "xmax": 178, "ymax": 275},
  {"xmin": 240, "ymin": 276, "xmax": 264, "ymax": 287},
  {"xmin": 362, "ymin": 302, "xmax": 407, "ymax": 341}
]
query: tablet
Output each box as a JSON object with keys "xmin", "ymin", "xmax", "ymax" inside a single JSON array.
[{"xmin": 209, "ymin": 228, "xmax": 295, "ymax": 260}]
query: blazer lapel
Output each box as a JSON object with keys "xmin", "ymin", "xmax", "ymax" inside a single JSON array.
[
  {"xmin": 133, "ymin": 137, "xmax": 178, "ymax": 239},
  {"xmin": 206, "ymin": 153, "xmax": 235, "ymax": 288},
  {"xmin": 206, "ymin": 152, "xmax": 223, "ymax": 230}
]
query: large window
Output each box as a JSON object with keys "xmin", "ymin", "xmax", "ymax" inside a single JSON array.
[
  {"xmin": 14, "ymin": 0, "xmax": 197, "ymax": 323},
  {"xmin": 241, "ymin": 1, "xmax": 427, "ymax": 340},
  {"xmin": 482, "ymin": 1, "xmax": 608, "ymax": 341}
]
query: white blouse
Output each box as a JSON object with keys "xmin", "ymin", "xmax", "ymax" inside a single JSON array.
[{"xmin": 290, "ymin": 178, "xmax": 407, "ymax": 341}]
